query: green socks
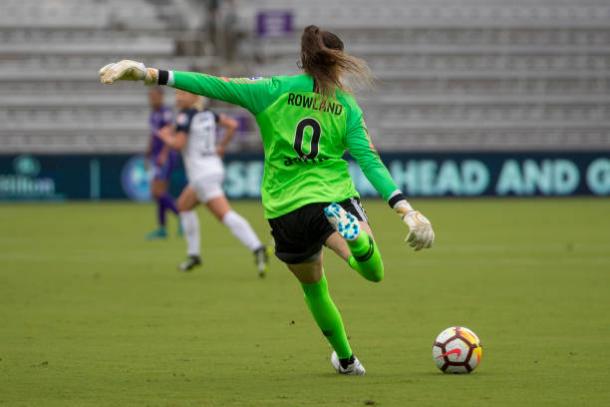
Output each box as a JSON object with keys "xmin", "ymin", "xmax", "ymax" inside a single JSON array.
[
  {"xmin": 301, "ymin": 274, "xmax": 352, "ymax": 359},
  {"xmin": 347, "ymin": 231, "xmax": 384, "ymax": 282},
  {"xmin": 298, "ymin": 231, "xmax": 383, "ymax": 360}
]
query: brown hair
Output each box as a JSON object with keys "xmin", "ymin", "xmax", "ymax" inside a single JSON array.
[{"xmin": 300, "ymin": 25, "xmax": 372, "ymax": 96}]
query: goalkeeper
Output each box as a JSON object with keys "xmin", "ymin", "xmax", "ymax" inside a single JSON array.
[{"xmin": 99, "ymin": 25, "xmax": 435, "ymax": 376}]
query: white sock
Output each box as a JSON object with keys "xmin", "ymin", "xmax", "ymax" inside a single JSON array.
[
  {"xmin": 180, "ymin": 210, "xmax": 200, "ymax": 256},
  {"xmin": 222, "ymin": 210, "xmax": 262, "ymax": 252}
]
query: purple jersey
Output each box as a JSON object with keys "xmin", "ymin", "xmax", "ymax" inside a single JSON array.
[{"xmin": 149, "ymin": 106, "xmax": 173, "ymax": 157}]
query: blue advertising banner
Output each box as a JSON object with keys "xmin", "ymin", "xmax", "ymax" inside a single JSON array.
[
  {"xmin": 351, "ymin": 152, "xmax": 610, "ymax": 198},
  {"xmin": 0, "ymin": 152, "xmax": 608, "ymax": 202},
  {"xmin": 0, "ymin": 154, "xmax": 187, "ymax": 201}
]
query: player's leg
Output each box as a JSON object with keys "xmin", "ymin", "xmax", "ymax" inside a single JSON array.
[
  {"xmin": 163, "ymin": 154, "xmax": 182, "ymax": 236},
  {"xmin": 147, "ymin": 157, "xmax": 179, "ymax": 239},
  {"xmin": 324, "ymin": 200, "xmax": 384, "ymax": 283},
  {"xmin": 158, "ymin": 156, "xmax": 181, "ymax": 230},
  {"xmin": 146, "ymin": 178, "xmax": 169, "ymax": 240},
  {"xmin": 269, "ymin": 204, "xmax": 365, "ymax": 375},
  {"xmin": 205, "ymin": 194, "xmax": 268, "ymax": 277},
  {"xmin": 177, "ymin": 186, "xmax": 202, "ymax": 271},
  {"xmin": 157, "ymin": 184, "xmax": 179, "ymax": 217},
  {"xmin": 288, "ymin": 254, "xmax": 364, "ymax": 375},
  {"xmin": 162, "ymin": 154, "xmax": 179, "ymax": 212}
]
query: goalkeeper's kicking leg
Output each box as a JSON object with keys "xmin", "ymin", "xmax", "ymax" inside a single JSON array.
[{"xmin": 324, "ymin": 202, "xmax": 384, "ymax": 283}]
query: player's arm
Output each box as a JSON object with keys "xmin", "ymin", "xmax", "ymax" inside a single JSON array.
[
  {"xmin": 157, "ymin": 126, "xmax": 187, "ymax": 151},
  {"xmin": 158, "ymin": 108, "xmax": 195, "ymax": 150},
  {"xmin": 99, "ymin": 60, "xmax": 277, "ymax": 114},
  {"xmin": 346, "ymin": 110, "xmax": 435, "ymax": 251},
  {"xmin": 215, "ymin": 113, "xmax": 238, "ymax": 157}
]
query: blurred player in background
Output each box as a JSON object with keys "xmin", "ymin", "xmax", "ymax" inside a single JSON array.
[
  {"xmin": 100, "ymin": 25, "xmax": 434, "ymax": 375},
  {"xmin": 145, "ymin": 86, "xmax": 180, "ymax": 240},
  {"xmin": 157, "ymin": 90, "xmax": 268, "ymax": 276}
]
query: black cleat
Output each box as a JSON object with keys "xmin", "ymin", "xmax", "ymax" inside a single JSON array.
[
  {"xmin": 254, "ymin": 246, "xmax": 269, "ymax": 278},
  {"xmin": 178, "ymin": 255, "xmax": 202, "ymax": 272}
]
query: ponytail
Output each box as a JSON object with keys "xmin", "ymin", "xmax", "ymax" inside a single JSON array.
[{"xmin": 300, "ymin": 25, "xmax": 372, "ymax": 97}]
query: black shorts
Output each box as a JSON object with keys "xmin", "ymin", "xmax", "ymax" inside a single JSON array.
[{"xmin": 268, "ymin": 197, "xmax": 368, "ymax": 264}]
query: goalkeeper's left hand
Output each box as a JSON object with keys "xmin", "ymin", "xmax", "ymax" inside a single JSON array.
[
  {"xmin": 394, "ymin": 201, "xmax": 435, "ymax": 251},
  {"xmin": 99, "ymin": 60, "xmax": 158, "ymax": 85}
]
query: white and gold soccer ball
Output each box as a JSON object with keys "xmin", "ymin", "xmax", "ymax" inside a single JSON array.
[{"xmin": 432, "ymin": 326, "xmax": 483, "ymax": 373}]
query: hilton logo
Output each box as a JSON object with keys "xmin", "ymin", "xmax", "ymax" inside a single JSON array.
[{"xmin": 0, "ymin": 155, "xmax": 58, "ymax": 200}]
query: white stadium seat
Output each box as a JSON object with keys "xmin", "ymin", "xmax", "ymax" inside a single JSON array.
[{"xmin": 0, "ymin": 0, "xmax": 609, "ymax": 152}]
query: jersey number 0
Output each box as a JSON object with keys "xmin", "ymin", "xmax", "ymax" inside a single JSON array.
[{"xmin": 293, "ymin": 118, "xmax": 321, "ymax": 159}]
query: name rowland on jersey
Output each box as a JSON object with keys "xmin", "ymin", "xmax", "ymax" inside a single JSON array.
[
  {"xmin": 286, "ymin": 93, "xmax": 343, "ymax": 116},
  {"xmin": 284, "ymin": 93, "xmax": 341, "ymax": 166}
]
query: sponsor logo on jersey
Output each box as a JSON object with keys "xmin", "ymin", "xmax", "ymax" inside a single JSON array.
[
  {"xmin": 176, "ymin": 112, "xmax": 189, "ymax": 126},
  {"xmin": 283, "ymin": 155, "xmax": 329, "ymax": 166}
]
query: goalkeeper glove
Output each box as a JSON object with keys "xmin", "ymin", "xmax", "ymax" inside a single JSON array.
[
  {"xmin": 394, "ymin": 200, "xmax": 435, "ymax": 251},
  {"xmin": 99, "ymin": 60, "xmax": 158, "ymax": 85}
]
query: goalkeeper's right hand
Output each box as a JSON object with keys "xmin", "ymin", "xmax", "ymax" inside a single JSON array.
[{"xmin": 99, "ymin": 60, "xmax": 158, "ymax": 85}]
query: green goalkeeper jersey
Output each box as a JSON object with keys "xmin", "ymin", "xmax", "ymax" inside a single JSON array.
[{"xmin": 168, "ymin": 71, "xmax": 401, "ymax": 219}]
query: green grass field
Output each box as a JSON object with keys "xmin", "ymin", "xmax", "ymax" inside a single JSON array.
[{"xmin": 1, "ymin": 199, "xmax": 609, "ymax": 406}]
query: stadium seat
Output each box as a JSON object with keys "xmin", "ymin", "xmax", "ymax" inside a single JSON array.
[{"xmin": 0, "ymin": 0, "xmax": 609, "ymax": 152}]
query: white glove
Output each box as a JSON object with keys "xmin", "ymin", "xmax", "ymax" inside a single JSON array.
[
  {"xmin": 394, "ymin": 201, "xmax": 435, "ymax": 251},
  {"xmin": 98, "ymin": 60, "xmax": 158, "ymax": 85}
]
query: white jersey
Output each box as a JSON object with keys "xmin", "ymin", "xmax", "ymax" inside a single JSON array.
[{"xmin": 176, "ymin": 108, "xmax": 224, "ymax": 181}]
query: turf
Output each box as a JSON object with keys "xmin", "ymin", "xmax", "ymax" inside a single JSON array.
[{"xmin": 0, "ymin": 199, "xmax": 609, "ymax": 406}]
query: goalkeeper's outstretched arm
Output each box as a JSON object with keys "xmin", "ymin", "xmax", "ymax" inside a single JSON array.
[{"xmin": 99, "ymin": 60, "xmax": 276, "ymax": 115}]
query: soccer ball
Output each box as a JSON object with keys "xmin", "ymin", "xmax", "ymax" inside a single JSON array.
[{"xmin": 432, "ymin": 326, "xmax": 483, "ymax": 373}]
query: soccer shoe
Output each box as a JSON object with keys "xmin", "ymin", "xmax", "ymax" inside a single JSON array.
[
  {"xmin": 254, "ymin": 246, "xmax": 269, "ymax": 278},
  {"xmin": 146, "ymin": 227, "xmax": 168, "ymax": 240},
  {"xmin": 178, "ymin": 255, "xmax": 202, "ymax": 272},
  {"xmin": 330, "ymin": 351, "xmax": 366, "ymax": 376},
  {"xmin": 324, "ymin": 203, "xmax": 360, "ymax": 241}
]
